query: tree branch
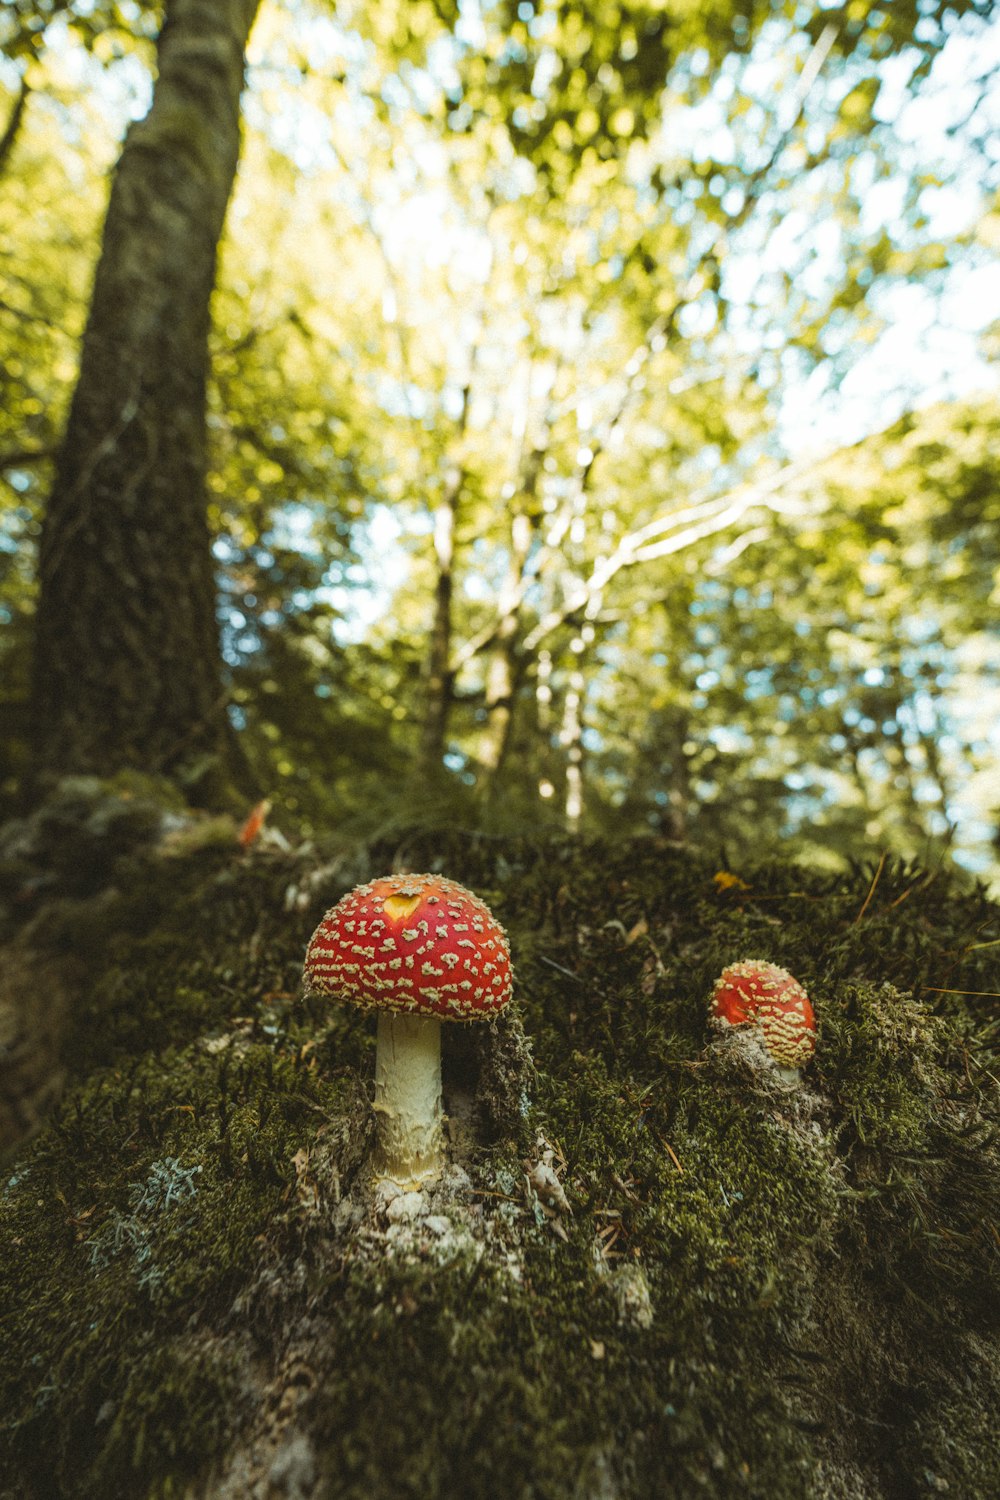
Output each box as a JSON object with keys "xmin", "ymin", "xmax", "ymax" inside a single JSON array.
[
  {"xmin": 1, "ymin": 446, "xmax": 55, "ymax": 474},
  {"xmin": 519, "ymin": 455, "xmax": 821, "ymax": 654},
  {"xmin": 0, "ymin": 72, "xmax": 31, "ymax": 178}
]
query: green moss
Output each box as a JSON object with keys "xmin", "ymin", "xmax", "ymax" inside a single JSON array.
[
  {"xmin": 87, "ymin": 1341, "xmax": 244, "ymax": 1500},
  {"xmin": 2, "ymin": 833, "xmax": 999, "ymax": 1498},
  {"xmin": 0, "ymin": 1024, "xmax": 361, "ymax": 1498}
]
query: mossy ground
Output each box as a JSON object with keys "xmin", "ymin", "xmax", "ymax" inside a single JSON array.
[{"xmin": 1, "ymin": 819, "xmax": 999, "ymax": 1499}]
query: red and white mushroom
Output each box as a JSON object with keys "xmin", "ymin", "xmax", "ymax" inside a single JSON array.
[
  {"xmin": 303, "ymin": 873, "xmax": 514, "ymax": 1185},
  {"xmin": 710, "ymin": 960, "xmax": 816, "ymax": 1081}
]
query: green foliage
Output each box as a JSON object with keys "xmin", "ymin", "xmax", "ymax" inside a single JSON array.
[
  {"xmin": 0, "ymin": 3, "xmax": 160, "ymax": 64},
  {"xmin": 574, "ymin": 397, "xmax": 1000, "ymax": 875},
  {"xmin": 447, "ymin": 0, "xmax": 993, "ymax": 172},
  {"xmin": 2, "ymin": 1, "xmax": 999, "ymax": 860}
]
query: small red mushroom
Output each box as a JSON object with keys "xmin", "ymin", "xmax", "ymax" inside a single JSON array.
[
  {"xmin": 710, "ymin": 960, "xmax": 816, "ymax": 1081},
  {"xmin": 304, "ymin": 873, "xmax": 514, "ymax": 1184}
]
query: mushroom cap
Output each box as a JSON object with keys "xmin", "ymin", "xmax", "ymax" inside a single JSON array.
[
  {"xmin": 303, "ymin": 873, "xmax": 514, "ymax": 1020},
  {"xmin": 710, "ymin": 959, "xmax": 816, "ymax": 1070}
]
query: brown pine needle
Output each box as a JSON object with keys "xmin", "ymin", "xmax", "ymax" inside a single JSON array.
[
  {"xmin": 923, "ymin": 987, "xmax": 1000, "ymax": 998},
  {"xmin": 663, "ymin": 1140, "xmax": 685, "ymax": 1175},
  {"xmin": 853, "ymin": 851, "xmax": 887, "ymax": 925}
]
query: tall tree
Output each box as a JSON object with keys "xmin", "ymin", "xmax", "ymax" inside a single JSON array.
[{"xmin": 29, "ymin": 0, "xmax": 260, "ymax": 790}]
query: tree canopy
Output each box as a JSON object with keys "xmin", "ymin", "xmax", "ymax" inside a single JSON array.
[{"xmin": 1, "ymin": 0, "xmax": 998, "ymax": 879}]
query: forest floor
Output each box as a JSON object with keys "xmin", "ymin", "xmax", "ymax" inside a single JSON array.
[{"xmin": 1, "ymin": 776, "xmax": 999, "ymax": 1500}]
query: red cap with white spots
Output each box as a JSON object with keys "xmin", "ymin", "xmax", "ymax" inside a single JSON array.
[
  {"xmin": 710, "ymin": 959, "xmax": 816, "ymax": 1071},
  {"xmin": 303, "ymin": 873, "xmax": 514, "ymax": 1021}
]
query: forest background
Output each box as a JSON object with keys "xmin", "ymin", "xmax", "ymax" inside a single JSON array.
[
  {"xmin": 1, "ymin": 0, "xmax": 999, "ymax": 881},
  {"xmin": 3, "ymin": 5, "xmax": 1000, "ymax": 1497}
]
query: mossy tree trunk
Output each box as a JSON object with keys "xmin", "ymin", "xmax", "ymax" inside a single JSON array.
[{"xmin": 30, "ymin": 0, "xmax": 261, "ymax": 788}]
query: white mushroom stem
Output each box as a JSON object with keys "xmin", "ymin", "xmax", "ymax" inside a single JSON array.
[{"xmin": 373, "ymin": 1011, "xmax": 445, "ymax": 1186}]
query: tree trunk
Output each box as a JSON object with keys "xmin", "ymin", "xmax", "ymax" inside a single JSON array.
[
  {"xmin": 481, "ymin": 636, "xmax": 520, "ymax": 785},
  {"xmin": 30, "ymin": 0, "xmax": 261, "ymax": 788},
  {"xmin": 418, "ymin": 473, "xmax": 461, "ymax": 778},
  {"xmin": 660, "ymin": 707, "xmax": 692, "ymax": 841},
  {"xmin": 480, "ymin": 511, "xmax": 533, "ymax": 798},
  {"xmin": 560, "ymin": 654, "xmax": 586, "ymax": 829}
]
